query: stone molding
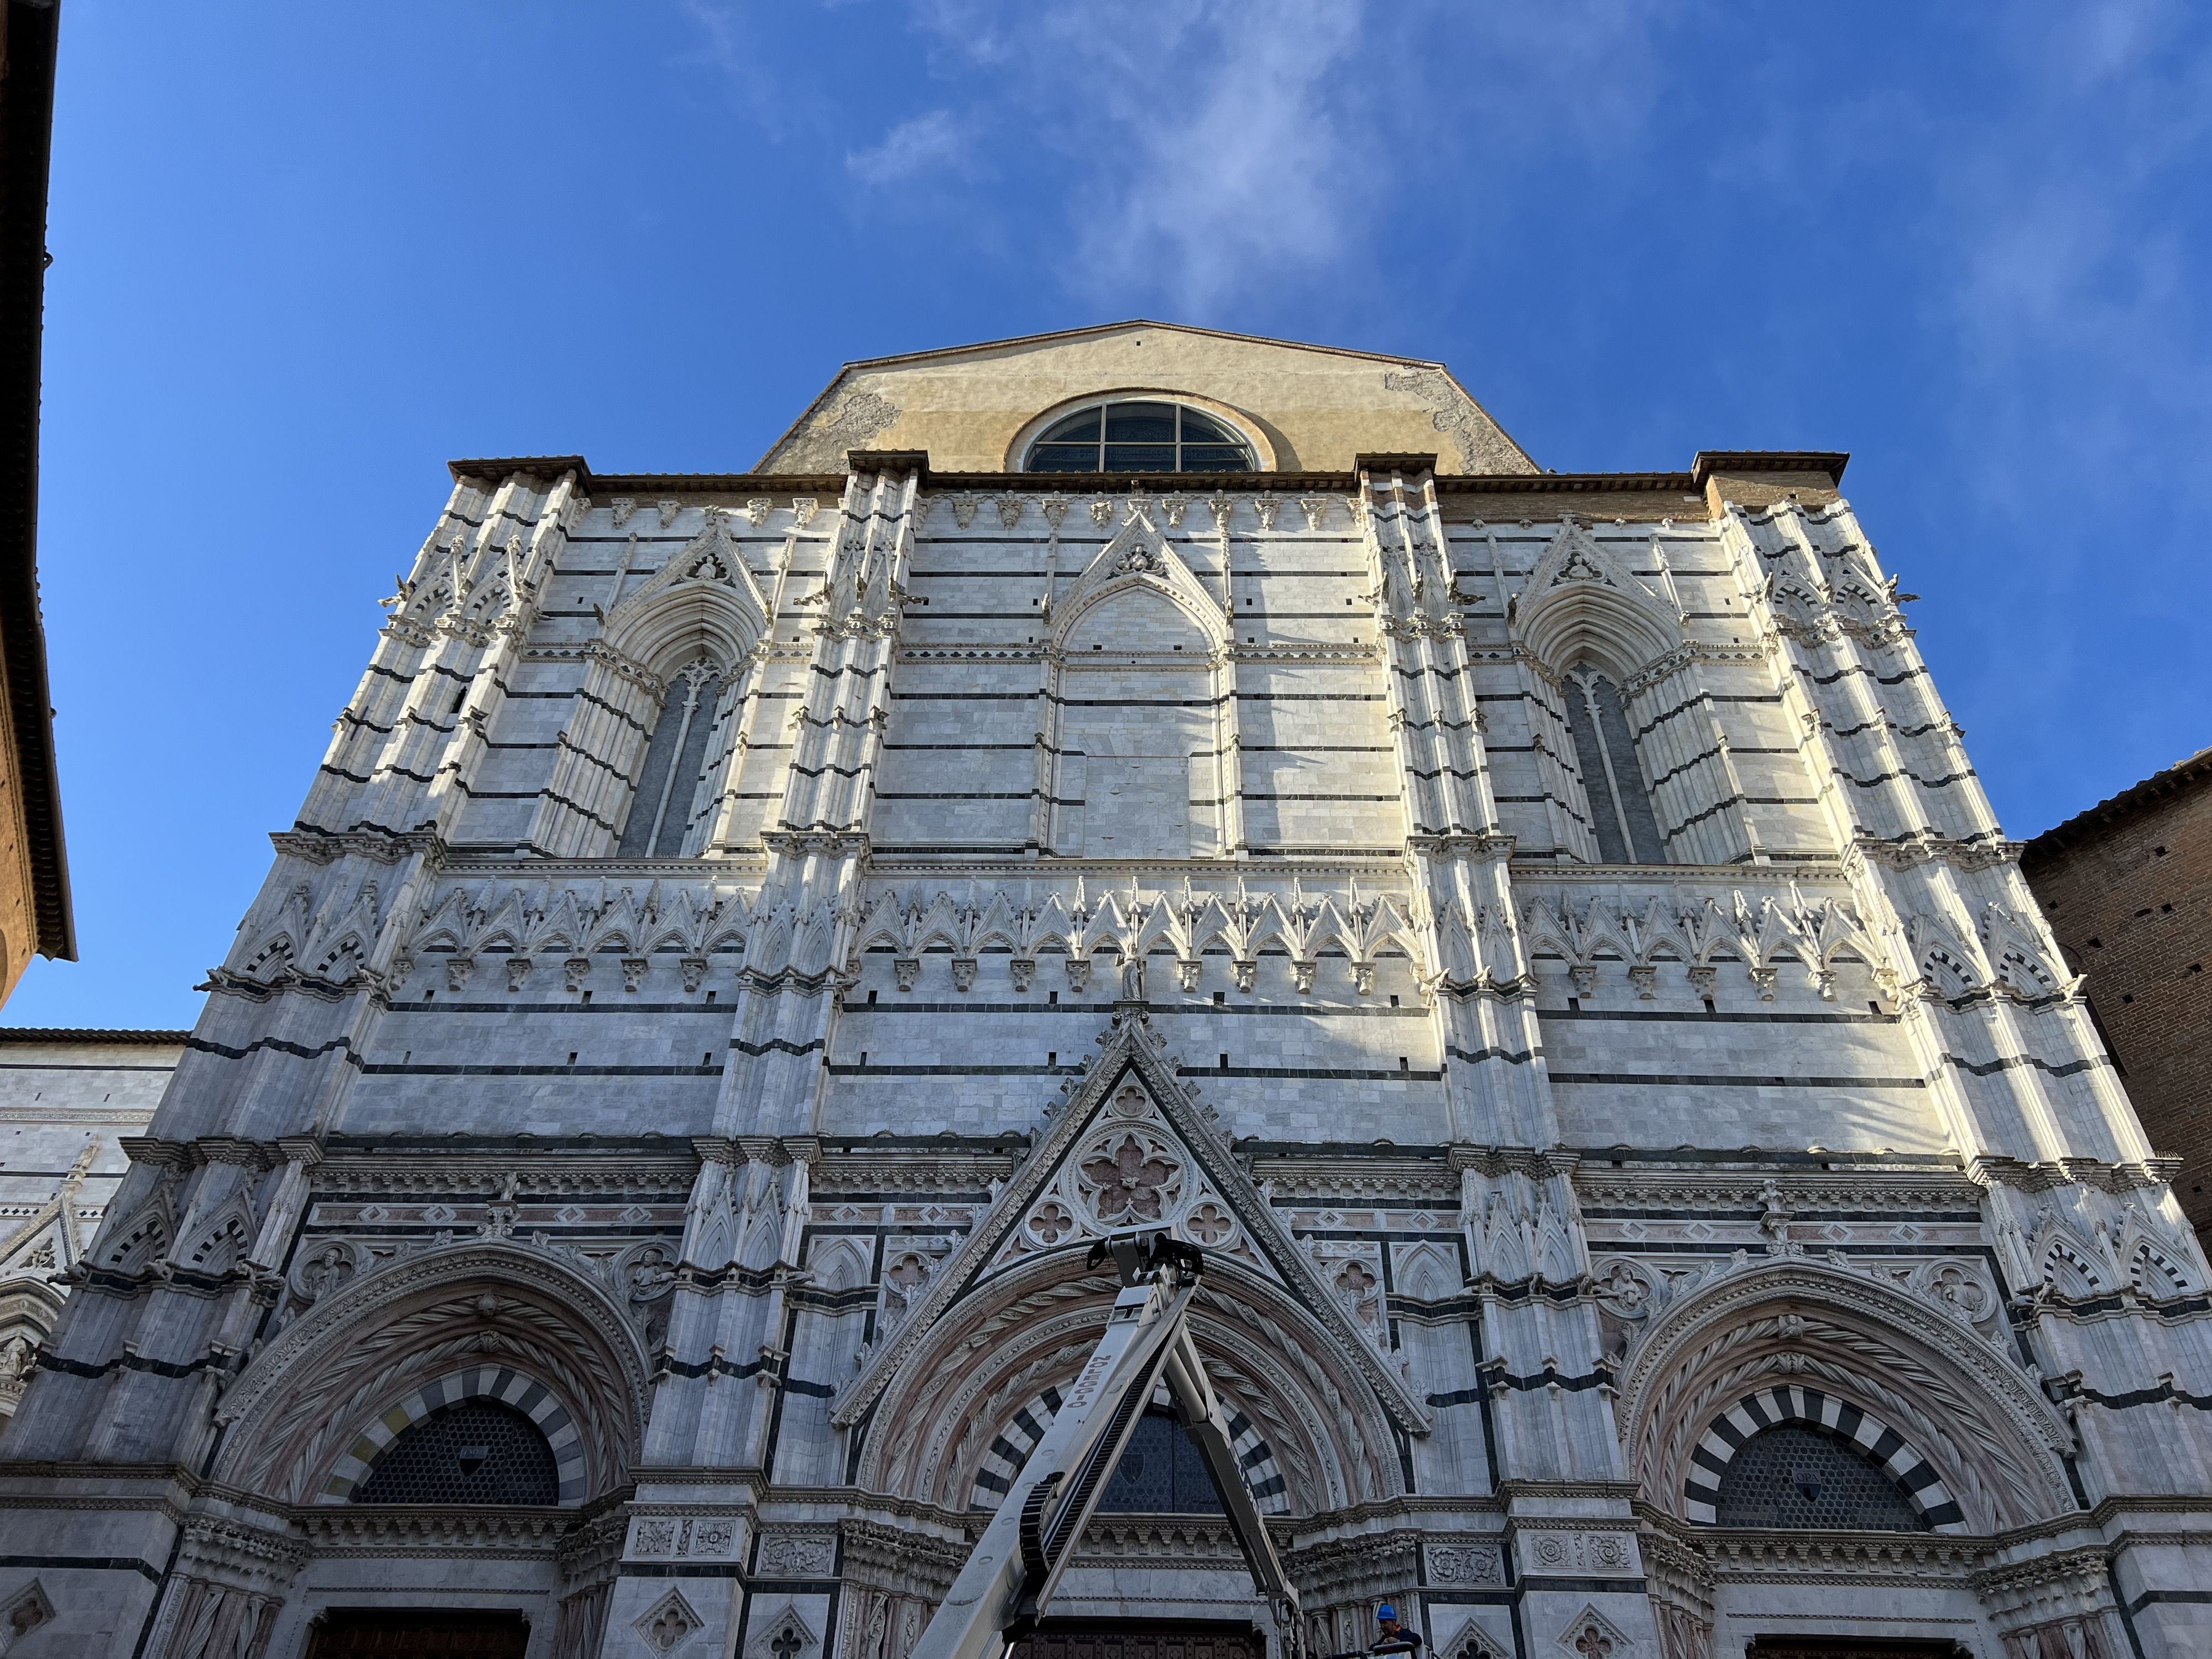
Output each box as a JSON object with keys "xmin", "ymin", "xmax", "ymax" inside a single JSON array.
[
  {"xmin": 209, "ymin": 1240, "xmax": 650, "ymax": 1507},
  {"xmin": 1616, "ymin": 1258, "xmax": 2077, "ymax": 1533}
]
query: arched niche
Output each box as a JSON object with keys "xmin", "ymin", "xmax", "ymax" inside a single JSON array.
[
  {"xmin": 853, "ymin": 1246, "xmax": 1401, "ymax": 1515},
  {"xmin": 530, "ymin": 517, "xmax": 771, "ymax": 857},
  {"xmin": 210, "ymin": 1242, "xmax": 650, "ymax": 1509},
  {"xmin": 1042, "ymin": 512, "xmax": 1232, "ymax": 858},
  {"xmin": 1613, "ymin": 1259, "xmax": 2076, "ymax": 1535}
]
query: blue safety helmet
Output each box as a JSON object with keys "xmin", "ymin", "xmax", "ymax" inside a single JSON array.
[{"xmin": 1376, "ymin": 1608, "xmax": 1397, "ymax": 1622}]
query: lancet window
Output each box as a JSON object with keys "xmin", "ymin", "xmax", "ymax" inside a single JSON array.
[
  {"xmin": 618, "ymin": 659, "xmax": 727, "ymax": 858},
  {"xmin": 1563, "ymin": 663, "xmax": 1666, "ymax": 864}
]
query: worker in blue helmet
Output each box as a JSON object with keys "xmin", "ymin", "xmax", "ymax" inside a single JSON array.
[{"xmin": 1373, "ymin": 1605, "xmax": 1422, "ymax": 1656}]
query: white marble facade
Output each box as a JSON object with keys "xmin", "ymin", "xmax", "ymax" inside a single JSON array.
[{"xmin": 1, "ymin": 325, "xmax": 2206, "ymax": 1659}]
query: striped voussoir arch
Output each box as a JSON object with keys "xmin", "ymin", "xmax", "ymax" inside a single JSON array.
[
  {"xmin": 969, "ymin": 1386, "xmax": 1290, "ymax": 1513},
  {"xmin": 317, "ymin": 1365, "xmax": 588, "ymax": 1505},
  {"xmin": 1684, "ymin": 1382, "xmax": 1966, "ymax": 1531}
]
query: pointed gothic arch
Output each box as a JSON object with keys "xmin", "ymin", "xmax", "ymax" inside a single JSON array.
[
  {"xmin": 1614, "ymin": 1258, "xmax": 2076, "ymax": 1535},
  {"xmin": 208, "ymin": 1241, "xmax": 650, "ymax": 1508},
  {"xmin": 852, "ymin": 1242, "xmax": 1400, "ymax": 1515},
  {"xmin": 1043, "ymin": 509, "xmax": 1233, "ymax": 858},
  {"xmin": 529, "ymin": 516, "xmax": 771, "ymax": 857},
  {"xmin": 1511, "ymin": 519, "xmax": 1682, "ymax": 685}
]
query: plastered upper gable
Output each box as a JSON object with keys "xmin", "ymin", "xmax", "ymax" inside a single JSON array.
[{"xmin": 755, "ymin": 321, "xmax": 1538, "ymax": 477}]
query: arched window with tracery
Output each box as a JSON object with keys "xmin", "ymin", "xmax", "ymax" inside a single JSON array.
[
  {"xmin": 1024, "ymin": 400, "xmax": 1258, "ymax": 473},
  {"xmin": 617, "ymin": 658, "xmax": 731, "ymax": 857},
  {"xmin": 1563, "ymin": 662, "xmax": 1666, "ymax": 864}
]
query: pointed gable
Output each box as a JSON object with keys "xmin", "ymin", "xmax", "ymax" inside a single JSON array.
[
  {"xmin": 758, "ymin": 321, "xmax": 1537, "ymax": 477},
  {"xmin": 830, "ymin": 1006, "xmax": 1432, "ymax": 1436},
  {"xmin": 1511, "ymin": 513, "xmax": 1684, "ymax": 677},
  {"xmin": 1052, "ymin": 503, "xmax": 1225, "ymax": 649}
]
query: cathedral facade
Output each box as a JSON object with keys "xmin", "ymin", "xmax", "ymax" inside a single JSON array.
[{"xmin": 2, "ymin": 324, "xmax": 2206, "ymax": 1659}]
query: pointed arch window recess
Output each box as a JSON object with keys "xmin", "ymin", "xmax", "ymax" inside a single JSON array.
[
  {"xmin": 619, "ymin": 659, "xmax": 726, "ymax": 858},
  {"xmin": 352, "ymin": 1399, "xmax": 560, "ymax": 1506},
  {"xmin": 1025, "ymin": 401, "xmax": 1258, "ymax": 474},
  {"xmin": 1712, "ymin": 1423, "xmax": 1929, "ymax": 1532},
  {"xmin": 1563, "ymin": 664, "xmax": 1666, "ymax": 865},
  {"xmin": 1094, "ymin": 1408, "xmax": 1227, "ymax": 1514}
]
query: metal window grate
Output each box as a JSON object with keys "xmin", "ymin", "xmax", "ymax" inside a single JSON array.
[
  {"xmin": 352, "ymin": 1399, "xmax": 560, "ymax": 1507},
  {"xmin": 1713, "ymin": 1423, "xmax": 1928, "ymax": 1531},
  {"xmin": 1094, "ymin": 1409, "xmax": 1225, "ymax": 1514}
]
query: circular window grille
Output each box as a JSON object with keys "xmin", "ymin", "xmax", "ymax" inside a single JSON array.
[
  {"xmin": 352, "ymin": 1398, "xmax": 560, "ymax": 1506},
  {"xmin": 1024, "ymin": 401, "xmax": 1257, "ymax": 474}
]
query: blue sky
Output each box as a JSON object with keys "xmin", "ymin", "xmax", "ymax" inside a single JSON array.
[{"xmin": 14, "ymin": 1, "xmax": 2210, "ymax": 1028}]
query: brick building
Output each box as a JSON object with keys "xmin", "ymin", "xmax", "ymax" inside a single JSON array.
[
  {"xmin": 2022, "ymin": 748, "xmax": 2212, "ymax": 1250},
  {"xmin": 0, "ymin": 324, "xmax": 2206, "ymax": 1659}
]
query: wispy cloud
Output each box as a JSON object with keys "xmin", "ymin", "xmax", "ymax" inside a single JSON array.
[
  {"xmin": 693, "ymin": 0, "xmax": 1671, "ymax": 319},
  {"xmin": 847, "ymin": 108, "xmax": 975, "ymax": 186}
]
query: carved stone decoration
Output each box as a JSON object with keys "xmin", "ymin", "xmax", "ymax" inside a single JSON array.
[
  {"xmin": 622, "ymin": 958, "xmax": 650, "ymax": 992},
  {"xmin": 756, "ymin": 1530, "xmax": 837, "ymax": 1576},
  {"xmin": 1009, "ymin": 958, "xmax": 1035, "ymax": 992},
  {"xmin": 1253, "ymin": 494, "xmax": 1280, "ymax": 531},
  {"xmin": 0, "ymin": 1580, "xmax": 54, "ymax": 1648},
  {"xmin": 745, "ymin": 1603, "xmax": 823, "ymax": 1659},
  {"xmin": 1076, "ymin": 1129, "xmax": 1184, "ymax": 1226},
  {"xmin": 1553, "ymin": 1605, "xmax": 1632, "ymax": 1659},
  {"xmin": 446, "ymin": 956, "xmax": 475, "ymax": 994},
  {"xmin": 564, "ymin": 956, "xmax": 592, "ymax": 992},
  {"xmin": 1627, "ymin": 964, "xmax": 1656, "ymax": 1000},
  {"xmin": 680, "ymin": 956, "xmax": 709, "ymax": 993},
  {"xmin": 1065, "ymin": 956, "xmax": 1092, "ymax": 992},
  {"xmin": 1298, "ymin": 496, "xmax": 1328, "ymax": 530},
  {"xmin": 1522, "ymin": 1531, "xmax": 1639, "ymax": 1577},
  {"xmin": 894, "ymin": 958, "xmax": 920, "ymax": 992},
  {"xmin": 506, "ymin": 956, "xmax": 533, "ymax": 993},
  {"xmin": 1176, "ymin": 959, "xmax": 1203, "ymax": 993},
  {"xmin": 995, "ymin": 495, "xmax": 1026, "ymax": 529},
  {"xmin": 657, "ymin": 500, "xmax": 682, "ymax": 529},
  {"xmin": 1590, "ymin": 1258, "xmax": 1655, "ymax": 1318},
  {"xmin": 747, "ymin": 498, "xmax": 776, "ymax": 526},
  {"xmin": 636, "ymin": 1588, "xmax": 705, "ymax": 1655},
  {"xmin": 1292, "ymin": 960, "xmax": 1316, "ymax": 995},
  {"xmin": 1426, "ymin": 1542, "xmax": 1505, "ymax": 1585},
  {"xmin": 288, "ymin": 1239, "xmax": 358, "ymax": 1308},
  {"xmin": 1233, "ymin": 960, "xmax": 1256, "ymax": 992},
  {"xmin": 951, "ymin": 958, "xmax": 977, "ymax": 993},
  {"xmin": 1160, "ymin": 494, "xmax": 1189, "ymax": 527},
  {"xmin": 952, "ymin": 492, "xmax": 979, "ymax": 529},
  {"xmin": 1089, "ymin": 498, "xmax": 1114, "ymax": 527}
]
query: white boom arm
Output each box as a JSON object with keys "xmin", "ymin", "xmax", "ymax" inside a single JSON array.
[{"xmin": 906, "ymin": 1234, "xmax": 1302, "ymax": 1659}]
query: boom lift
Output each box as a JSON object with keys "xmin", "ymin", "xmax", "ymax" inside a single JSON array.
[{"xmin": 907, "ymin": 1232, "xmax": 1305, "ymax": 1659}]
